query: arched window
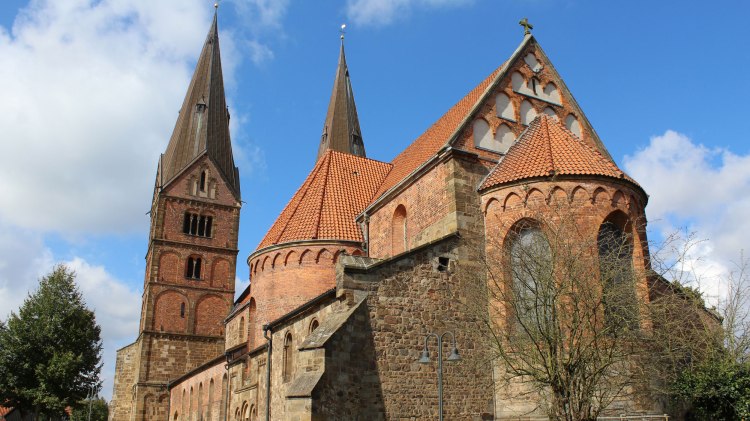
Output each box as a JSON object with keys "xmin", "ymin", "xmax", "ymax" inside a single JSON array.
[
  {"xmin": 180, "ymin": 302, "xmax": 185, "ymax": 318},
  {"xmin": 220, "ymin": 375, "xmax": 227, "ymax": 421},
  {"xmin": 496, "ymin": 93, "xmax": 514, "ymax": 120},
  {"xmin": 200, "ymin": 170, "xmax": 207, "ymax": 192},
  {"xmin": 239, "ymin": 317, "xmax": 245, "ymax": 342},
  {"xmin": 391, "ymin": 205, "xmax": 407, "ymax": 255},
  {"xmin": 207, "ymin": 379, "xmax": 214, "ymax": 420},
  {"xmin": 186, "ymin": 257, "xmax": 202, "ymax": 279},
  {"xmin": 183, "ymin": 212, "xmax": 213, "ymax": 237},
  {"xmin": 283, "ymin": 332, "xmax": 293, "ymax": 382},
  {"xmin": 188, "ymin": 387, "xmax": 193, "ymax": 419},
  {"xmin": 309, "ymin": 318, "xmax": 319, "ymax": 334},
  {"xmin": 250, "ymin": 405, "xmax": 257, "ymax": 421},
  {"xmin": 174, "ymin": 411, "xmax": 179, "ymax": 421},
  {"xmin": 520, "ymin": 100, "xmax": 537, "ymax": 125},
  {"xmin": 181, "ymin": 389, "xmax": 186, "ymax": 421},
  {"xmin": 197, "ymin": 383, "xmax": 203, "ymax": 421},
  {"xmin": 509, "ymin": 224, "xmax": 552, "ymax": 326},
  {"xmin": 598, "ymin": 214, "xmax": 637, "ymax": 331}
]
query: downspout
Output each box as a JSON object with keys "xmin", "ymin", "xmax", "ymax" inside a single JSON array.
[
  {"xmin": 224, "ymin": 352, "xmax": 231, "ymax": 421},
  {"xmin": 263, "ymin": 324, "xmax": 273, "ymax": 421}
]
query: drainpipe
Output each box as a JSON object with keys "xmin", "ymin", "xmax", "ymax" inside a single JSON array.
[
  {"xmin": 224, "ymin": 351, "xmax": 231, "ymax": 421},
  {"xmin": 263, "ymin": 324, "xmax": 273, "ymax": 421}
]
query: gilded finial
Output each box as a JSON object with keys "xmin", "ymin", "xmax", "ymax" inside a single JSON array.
[
  {"xmin": 214, "ymin": 1, "xmax": 219, "ymax": 9},
  {"xmin": 519, "ymin": 17, "xmax": 533, "ymax": 35},
  {"xmin": 340, "ymin": 24, "xmax": 346, "ymax": 41}
]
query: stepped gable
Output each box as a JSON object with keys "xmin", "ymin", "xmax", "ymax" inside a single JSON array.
[
  {"xmin": 479, "ymin": 115, "xmax": 633, "ymax": 191},
  {"xmin": 257, "ymin": 150, "xmax": 392, "ymax": 249},
  {"xmin": 159, "ymin": 11, "xmax": 240, "ymax": 198},
  {"xmin": 373, "ymin": 62, "xmax": 505, "ymax": 198}
]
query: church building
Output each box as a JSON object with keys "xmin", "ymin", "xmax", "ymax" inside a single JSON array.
[{"xmin": 111, "ymin": 10, "xmax": 664, "ymax": 421}]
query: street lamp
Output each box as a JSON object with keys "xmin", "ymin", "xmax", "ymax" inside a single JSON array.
[{"xmin": 419, "ymin": 331, "xmax": 461, "ymax": 421}]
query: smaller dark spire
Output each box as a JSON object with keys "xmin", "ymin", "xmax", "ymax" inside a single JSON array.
[{"xmin": 317, "ymin": 27, "xmax": 366, "ymax": 161}]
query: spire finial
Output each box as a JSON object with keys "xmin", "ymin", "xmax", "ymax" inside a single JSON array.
[
  {"xmin": 214, "ymin": 2, "xmax": 219, "ymax": 9},
  {"xmin": 340, "ymin": 24, "xmax": 346, "ymax": 41},
  {"xmin": 519, "ymin": 17, "xmax": 533, "ymax": 35}
]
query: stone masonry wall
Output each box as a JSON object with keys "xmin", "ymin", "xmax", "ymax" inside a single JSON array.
[
  {"xmin": 336, "ymin": 236, "xmax": 495, "ymax": 420},
  {"xmin": 110, "ymin": 342, "xmax": 138, "ymax": 421}
]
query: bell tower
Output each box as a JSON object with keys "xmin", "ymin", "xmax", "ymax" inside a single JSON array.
[{"xmin": 110, "ymin": 9, "xmax": 241, "ymax": 421}]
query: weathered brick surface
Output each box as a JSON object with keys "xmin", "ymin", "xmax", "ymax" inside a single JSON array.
[
  {"xmin": 246, "ymin": 243, "xmax": 361, "ymax": 342},
  {"xmin": 170, "ymin": 359, "xmax": 228, "ymax": 421},
  {"xmin": 111, "ymin": 156, "xmax": 240, "ymax": 421}
]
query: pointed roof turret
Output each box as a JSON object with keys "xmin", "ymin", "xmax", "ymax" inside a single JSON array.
[
  {"xmin": 159, "ymin": 9, "xmax": 240, "ymax": 198},
  {"xmin": 316, "ymin": 38, "xmax": 366, "ymax": 161}
]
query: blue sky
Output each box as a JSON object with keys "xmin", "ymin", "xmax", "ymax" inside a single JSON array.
[{"xmin": 1, "ymin": 0, "xmax": 748, "ymax": 400}]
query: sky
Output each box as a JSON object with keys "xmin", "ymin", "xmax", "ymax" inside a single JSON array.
[{"xmin": 1, "ymin": 0, "xmax": 749, "ymax": 401}]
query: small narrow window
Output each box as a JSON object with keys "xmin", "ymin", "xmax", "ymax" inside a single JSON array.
[
  {"xmin": 437, "ymin": 257, "xmax": 450, "ymax": 272},
  {"xmin": 309, "ymin": 319, "xmax": 319, "ymax": 334},
  {"xmin": 182, "ymin": 212, "xmax": 191, "ymax": 234},
  {"xmin": 198, "ymin": 215, "xmax": 206, "ymax": 236},
  {"xmin": 200, "ymin": 171, "xmax": 207, "ymax": 192},
  {"xmin": 180, "ymin": 302, "xmax": 185, "ymax": 318},
  {"xmin": 283, "ymin": 333, "xmax": 293, "ymax": 382},
  {"xmin": 190, "ymin": 214, "xmax": 198, "ymax": 234},
  {"xmin": 206, "ymin": 217, "xmax": 213, "ymax": 237}
]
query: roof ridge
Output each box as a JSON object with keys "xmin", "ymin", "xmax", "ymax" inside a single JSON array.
[{"xmin": 313, "ymin": 150, "xmax": 334, "ymax": 239}]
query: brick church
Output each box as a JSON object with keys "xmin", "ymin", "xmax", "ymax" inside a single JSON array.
[{"xmin": 110, "ymin": 10, "xmax": 665, "ymax": 421}]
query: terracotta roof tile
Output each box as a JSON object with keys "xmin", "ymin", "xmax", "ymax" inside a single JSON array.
[
  {"xmin": 374, "ymin": 63, "xmax": 506, "ymax": 198},
  {"xmin": 480, "ymin": 115, "xmax": 633, "ymax": 190},
  {"xmin": 258, "ymin": 151, "xmax": 392, "ymax": 249}
]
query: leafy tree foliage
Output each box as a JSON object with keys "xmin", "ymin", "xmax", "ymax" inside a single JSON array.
[
  {"xmin": 70, "ymin": 397, "xmax": 109, "ymax": 421},
  {"xmin": 0, "ymin": 265, "xmax": 102, "ymax": 417},
  {"xmin": 674, "ymin": 358, "xmax": 750, "ymax": 420}
]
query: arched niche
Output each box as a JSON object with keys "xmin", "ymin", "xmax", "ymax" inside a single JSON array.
[
  {"xmin": 511, "ymin": 71, "xmax": 525, "ymax": 92},
  {"xmin": 542, "ymin": 107, "xmax": 558, "ymax": 121},
  {"xmin": 496, "ymin": 92, "xmax": 515, "ymax": 120},
  {"xmin": 543, "ymin": 82, "xmax": 561, "ymax": 103},
  {"xmin": 524, "ymin": 53, "xmax": 543, "ymax": 72},
  {"xmin": 473, "ymin": 119, "xmax": 493, "ymax": 150},
  {"xmin": 494, "ymin": 124, "xmax": 515, "ymax": 153},
  {"xmin": 520, "ymin": 100, "xmax": 537, "ymax": 125},
  {"xmin": 565, "ymin": 114, "xmax": 582, "ymax": 138}
]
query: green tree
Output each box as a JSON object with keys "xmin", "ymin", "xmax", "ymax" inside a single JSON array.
[
  {"xmin": 70, "ymin": 397, "xmax": 108, "ymax": 421},
  {"xmin": 0, "ymin": 265, "xmax": 102, "ymax": 418}
]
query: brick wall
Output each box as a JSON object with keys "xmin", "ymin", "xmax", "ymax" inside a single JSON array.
[{"xmin": 246, "ymin": 243, "xmax": 360, "ymax": 342}]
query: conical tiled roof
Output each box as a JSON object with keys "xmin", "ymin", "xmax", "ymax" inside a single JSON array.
[
  {"xmin": 160, "ymin": 11, "xmax": 239, "ymax": 198},
  {"xmin": 257, "ymin": 150, "xmax": 391, "ymax": 250},
  {"xmin": 316, "ymin": 43, "xmax": 366, "ymax": 161},
  {"xmin": 480, "ymin": 115, "xmax": 632, "ymax": 191}
]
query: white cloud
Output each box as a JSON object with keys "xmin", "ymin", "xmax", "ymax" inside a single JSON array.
[
  {"xmin": 624, "ymin": 130, "xmax": 750, "ymax": 304},
  {"xmin": 0, "ymin": 0, "xmax": 213, "ymax": 235},
  {"xmin": 345, "ymin": 0, "xmax": 473, "ymax": 27},
  {"xmin": 65, "ymin": 257, "xmax": 141, "ymax": 401}
]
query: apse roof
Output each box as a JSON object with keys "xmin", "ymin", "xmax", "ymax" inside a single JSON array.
[
  {"xmin": 257, "ymin": 150, "xmax": 391, "ymax": 250},
  {"xmin": 479, "ymin": 115, "xmax": 632, "ymax": 191}
]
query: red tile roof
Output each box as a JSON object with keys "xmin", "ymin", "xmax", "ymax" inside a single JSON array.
[
  {"xmin": 373, "ymin": 63, "xmax": 506, "ymax": 198},
  {"xmin": 480, "ymin": 115, "xmax": 631, "ymax": 190},
  {"xmin": 258, "ymin": 150, "xmax": 392, "ymax": 249},
  {"xmin": 0, "ymin": 407, "xmax": 12, "ymax": 417}
]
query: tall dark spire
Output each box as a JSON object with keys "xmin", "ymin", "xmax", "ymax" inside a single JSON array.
[
  {"xmin": 317, "ymin": 38, "xmax": 366, "ymax": 161},
  {"xmin": 160, "ymin": 9, "xmax": 240, "ymax": 198}
]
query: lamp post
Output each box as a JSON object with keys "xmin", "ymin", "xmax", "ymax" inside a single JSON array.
[{"xmin": 419, "ymin": 331, "xmax": 461, "ymax": 421}]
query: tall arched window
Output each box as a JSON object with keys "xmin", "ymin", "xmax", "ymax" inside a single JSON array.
[
  {"xmin": 283, "ymin": 332, "xmax": 293, "ymax": 383},
  {"xmin": 186, "ymin": 257, "xmax": 202, "ymax": 279},
  {"xmin": 509, "ymin": 224, "xmax": 552, "ymax": 327},
  {"xmin": 239, "ymin": 317, "xmax": 245, "ymax": 342},
  {"xmin": 598, "ymin": 214, "xmax": 637, "ymax": 331},
  {"xmin": 197, "ymin": 383, "xmax": 203, "ymax": 421},
  {"xmin": 391, "ymin": 205, "xmax": 407, "ymax": 255},
  {"xmin": 200, "ymin": 170, "xmax": 207, "ymax": 192},
  {"xmin": 219, "ymin": 375, "xmax": 227, "ymax": 421},
  {"xmin": 207, "ymin": 379, "xmax": 214, "ymax": 421}
]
